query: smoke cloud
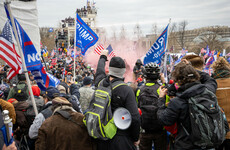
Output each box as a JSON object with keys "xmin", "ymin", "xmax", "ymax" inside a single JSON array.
[{"xmin": 84, "ymin": 40, "xmax": 147, "ymax": 83}]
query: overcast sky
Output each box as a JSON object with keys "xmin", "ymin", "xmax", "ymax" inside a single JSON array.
[{"xmin": 37, "ymin": 0, "xmax": 230, "ymax": 37}]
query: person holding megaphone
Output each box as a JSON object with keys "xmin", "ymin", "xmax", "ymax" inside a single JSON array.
[{"xmin": 95, "ymin": 49, "xmax": 141, "ymax": 150}]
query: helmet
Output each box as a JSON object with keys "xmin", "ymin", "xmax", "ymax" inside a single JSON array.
[{"xmin": 143, "ymin": 62, "xmax": 160, "ymax": 80}]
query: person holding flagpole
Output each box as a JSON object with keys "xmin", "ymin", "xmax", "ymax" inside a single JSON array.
[{"xmin": 4, "ymin": 0, "xmax": 38, "ymax": 116}]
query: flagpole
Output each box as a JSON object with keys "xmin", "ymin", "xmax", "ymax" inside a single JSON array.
[
  {"xmin": 41, "ymin": 55, "xmax": 48, "ymax": 71},
  {"xmin": 165, "ymin": 18, "xmax": 171, "ymax": 55},
  {"xmin": 5, "ymin": 1, "xmax": 38, "ymax": 115},
  {"xmin": 73, "ymin": 11, "xmax": 77, "ymax": 81},
  {"xmin": 163, "ymin": 18, "xmax": 171, "ymax": 84}
]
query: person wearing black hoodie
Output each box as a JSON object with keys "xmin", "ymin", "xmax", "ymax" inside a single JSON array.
[
  {"xmin": 133, "ymin": 59, "xmax": 144, "ymax": 80},
  {"xmin": 95, "ymin": 50, "xmax": 141, "ymax": 150},
  {"xmin": 157, "ymin": 62, "xmax": 217, "ymax": 150}
]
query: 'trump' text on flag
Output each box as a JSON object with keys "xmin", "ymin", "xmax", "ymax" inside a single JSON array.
[
  {"xmin": 75, "ymin": 13, "xmax": 98, "ymax": 56},
  {"xmin": 143, "ymin": 24, "xmax": 169, "ymax": 65}
]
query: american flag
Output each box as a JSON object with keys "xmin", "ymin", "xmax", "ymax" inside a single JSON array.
[
  {"xmin": 94, "ymin": 44, "xmax": 104, "ymax": 55},
  {"xmin": 0, "ymin": 21, "xmax": 22, "ymax": 79},
  {"xmin": 200, "ymin": 48, "xmax": 206, "ymax": 54},
  {"xmin": 106, "ymin": 44, "xmax": 116, "ymax": 57}
]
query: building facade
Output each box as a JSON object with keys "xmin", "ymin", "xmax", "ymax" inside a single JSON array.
[
  {"xmin": 56, "ymin": 1, "xmax": 97, "ymax": 49},
  {"xmin": 140, "ymin": 26, "xmax": 230, "ymax": 54}
]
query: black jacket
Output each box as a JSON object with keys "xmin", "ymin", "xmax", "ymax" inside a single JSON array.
[
  {"xmin": 0, "ymin": 106, "xmax": 4, "ymax": 150},
  {"xmin": 69, "ymin": 84, "xmax": 80, "ymax": 100},
  {"xmin": 95, "ymin": 55, "xmax": 141, "ymax": 144},
  {"xmin": 157, "ymin": 71, "xmax": 217, "ymax": 150}
]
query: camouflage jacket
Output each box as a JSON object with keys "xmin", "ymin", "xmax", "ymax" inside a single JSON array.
[{"xmin": 79, "ymin": 86, "xmax": 94, "ymax": 113}]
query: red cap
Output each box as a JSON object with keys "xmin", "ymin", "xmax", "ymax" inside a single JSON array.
[{"xmin": 8, "ymin": 98, "xmax": 17, "ymax": 104}]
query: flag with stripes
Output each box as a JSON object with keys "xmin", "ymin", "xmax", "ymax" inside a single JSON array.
[
  {"xmin": 94, "ymin": 44, "xmax": 104, "ymax": 55},
  {"xmin": 106, "ymin": 44, "xmax": 116, "ymax": 57},
  {"xmin": 0, "ymin": 21, "xmax": 22, "ymax": 79},
  {"xmin": 51, "ymin": 49, "xmax": 56, "ymax": 57},
  {"xmin": 5, "ymin": 4, "xmax": 42, "ymax": 71}
]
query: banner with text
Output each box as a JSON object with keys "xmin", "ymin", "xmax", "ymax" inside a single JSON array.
[
  {"xmin": 5, "ymin": 4, "xmax": 42, "ymax": 71},
  {"xmin": 75, "ymin": 13, "xmax": 98, "ymax": 56},
  {"xmin": 143, "ymin": 24, "xmax": 169, "ymax": 65}
]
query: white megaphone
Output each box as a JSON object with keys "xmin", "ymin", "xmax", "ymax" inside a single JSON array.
[{"xmin": 113, "ymin": 107, "xmax": 132, "ymax": 130}]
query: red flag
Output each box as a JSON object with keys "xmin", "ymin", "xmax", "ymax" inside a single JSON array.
[{"xmin": 51, "ymin": 58, "xmax": 57, "ymax": 66}]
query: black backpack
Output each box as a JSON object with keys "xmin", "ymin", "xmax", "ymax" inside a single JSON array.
[
  {"xmin": 182, "ymin": 88, "xmax": 226, "ymax": 149},
  {"xmin": 13, "ymin": 84, "xmax": 29, "ymax": 101},
  {"xmin": 138, "ymin": 83, "xmax": 163, "ymax": 131}
]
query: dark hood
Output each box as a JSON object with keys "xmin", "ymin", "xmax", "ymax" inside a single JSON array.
[
  {"xmin": 135, "ymin": 59, "xmax": 142, "ymax": 66},
  {"xmin": 176, "ymin": 81, "xmax": 206, "ymax": 99},
  {"xmin": 14, "ymin": 101, "xmax": 29, "ymax": 111}
]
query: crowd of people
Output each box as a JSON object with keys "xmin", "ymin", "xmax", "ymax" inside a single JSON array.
[{"xmin": 0, "ymin": 49, "xmax": 230, "ymax": 150}]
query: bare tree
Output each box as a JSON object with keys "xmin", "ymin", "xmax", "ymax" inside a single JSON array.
[
  {"xmin": 40, "ymin": 27, "xmax": 55, "ymax": 51},
  {"xmin": 198, "ymin": 26, "xmax": 224, "ymax": 51},
  {"xmin": 151, "ymin": 23, "xmax": 158, "ymax": 41},
  {"xmin": 177, "ymin": 20, "xmax": 188, "ymax": 49},
  {"xmin": 119, "ymin": 25, "xmax": 126, "ymax": 41},
  {"xmin": 168, "ymin": 20, "xmax": 195, "ymax": 52},
  {"xmin": 168, "ymin": 22, "xmax": 177, "ymax": 52},
  {"xmin": 111, "ymin": 26, "xmax": 117, "ymax": 42},
  {"xmin": 134, "ymin": 23, "xmax": 142, "ymax": 41}
]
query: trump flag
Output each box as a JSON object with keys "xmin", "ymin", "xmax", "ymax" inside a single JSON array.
[
  {"xmin": 4, "ymin": 4, "xmax": 42, "ymax": 71},
  {"xmin": 76, "ymin": 13, "xmax": 98, "ymax": 56},
  {"xmin": 143, "ymin": 24, "xmax": 169, "ymax": 65}
]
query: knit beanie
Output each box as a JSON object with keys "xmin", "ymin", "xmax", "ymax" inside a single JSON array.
[
  {"xmin": 83, "ymin": 76, "xmax": 92, "ymax": 85},
  {"xmin": 18, "ymin": 74, "xmax": 26, "ymax": 81},
  {"xmin": 109, "ymin": 57, "xmax": 126, "ymax": 78},
  {"xmin": 45, "ymin": 86, "xmax": 60, "ymax": 99}
]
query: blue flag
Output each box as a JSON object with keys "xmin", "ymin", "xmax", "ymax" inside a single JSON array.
[
  {"xmin": 174, "ymin": 54, "xmax": 185, "ymax": 65},
  {"xmin": 71, "ymin": 50, "xmax": 74, "ymax": 58},
  {"xmin": 76, "ymin": 13, "xmax": 98, "ymax": 55},
  {"xmin": 5, "ymin": 4, "xmax": 60, "ymax": 90},
  {"xmin": 4, "ymin": 4, "xmax": 42, "ymax": 71},
  {"xmin": 143, "ymin": 24, "xmax": 169, "ymax": 65},
  {"xmin": 204, "ymin": 45, "xmax": 211, "ymax": 58},
  {"xmin": 31, "ymin": 66, "xmax": 60, "ymax": 91},
  {"xmin": 48, "ymin": 28, "xmax": 54, "ymax": 32}
]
